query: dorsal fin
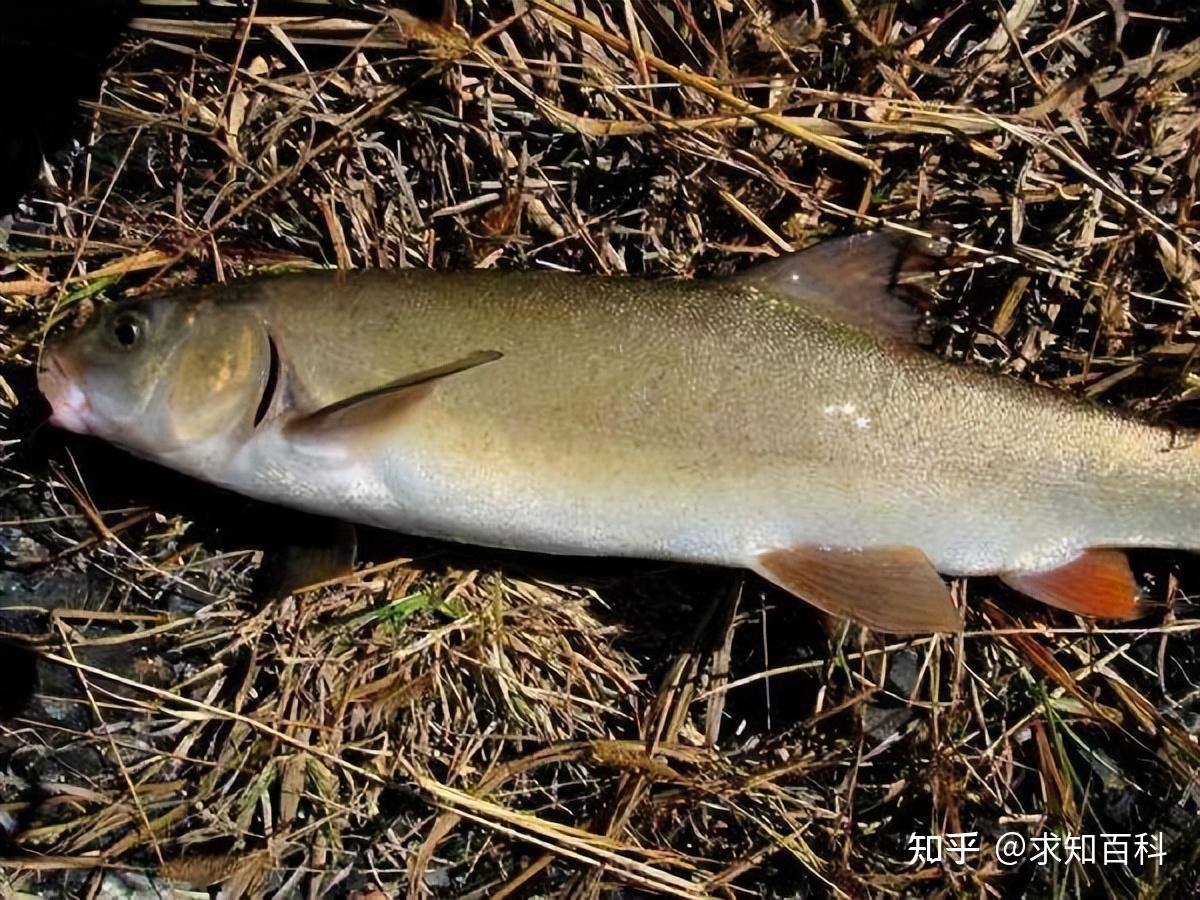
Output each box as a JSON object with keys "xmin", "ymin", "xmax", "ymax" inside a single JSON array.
[{"xmin": 734, "ymin": 230, "xmax": 940, "ymax": 341}]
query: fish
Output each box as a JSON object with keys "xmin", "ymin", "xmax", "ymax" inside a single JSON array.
[{"xmin": 37, "ymin": 230, "xmax": 1195, "ymax": 633}]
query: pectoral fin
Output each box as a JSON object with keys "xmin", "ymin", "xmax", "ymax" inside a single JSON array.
[
  {"xmin": 752, "ymin": 544, "xmax": 963, "ymax": 633},
  {"xmin": 1000, "ymin": 549, "xmax": 1146, "ymax": 620},
  {"xmin": 284, "ymin": 349, "xmax": 502, "ymax": 446}
]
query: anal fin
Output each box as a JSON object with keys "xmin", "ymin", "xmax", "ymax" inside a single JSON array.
[
  {"xmin": 1000, "ymin": 549, "xmax": 1146, "ymax": 620},
  {"xmin": 752, "ymin": 544, "xmax": 963, "ymax": 634}
]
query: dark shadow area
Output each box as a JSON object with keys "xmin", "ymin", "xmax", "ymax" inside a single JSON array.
[
  {"xmin": 0, "ymin": 638, "xmax": 39, "ymax": 720},
  {"xmin": 0, "ymin": 1, "xmax": 136, "ymax": 216},
  {"xmin": 0, "ymin": 2, "xmax": 461, "ymax": 217}
]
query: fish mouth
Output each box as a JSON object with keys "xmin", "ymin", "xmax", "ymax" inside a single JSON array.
[{"xmin": 37, "ymin": 348, "xmax": 93, "ymax": 434}]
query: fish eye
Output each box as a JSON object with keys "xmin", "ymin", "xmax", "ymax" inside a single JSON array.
[{"xmin": 111, "ymin": 312, "xmax": 144, "ymax": 349}]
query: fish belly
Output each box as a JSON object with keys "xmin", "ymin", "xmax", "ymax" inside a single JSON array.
[{"xmin": 228, "ymin": 412, "xmax": 1105, "ymax": 579}]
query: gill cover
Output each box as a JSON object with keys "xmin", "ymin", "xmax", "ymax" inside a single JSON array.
[{"xmin": 164, "ymin": 306, "xmax": 274, "ymax": 446}]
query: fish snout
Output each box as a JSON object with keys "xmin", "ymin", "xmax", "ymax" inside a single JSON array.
[{"xmin": 37, "ymin": 347, "xmax": 93, "ymax": 434}]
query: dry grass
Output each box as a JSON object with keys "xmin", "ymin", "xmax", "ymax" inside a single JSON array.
[{"xmin": 2, "ymin": 0, "xmax": 1200, "ymax": 896}]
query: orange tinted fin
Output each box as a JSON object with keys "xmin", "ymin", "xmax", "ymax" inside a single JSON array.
[
  {"xmin": 752, "ymin": 545, "xmax": 962, "ymax": 634},
  {"xmin": 999, "ymin": 549, "xmax": 1145, "ymax": 620}
]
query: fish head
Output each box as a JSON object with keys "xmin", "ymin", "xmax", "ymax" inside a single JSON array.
[{"xmin": 38, "ymin": 294, "xmax": 273, "ymax": 465}]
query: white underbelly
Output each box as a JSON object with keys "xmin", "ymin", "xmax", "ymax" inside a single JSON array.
[{"xmin": 214, "ymin": 428, "xmax": 1099, "ymax": 578}]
